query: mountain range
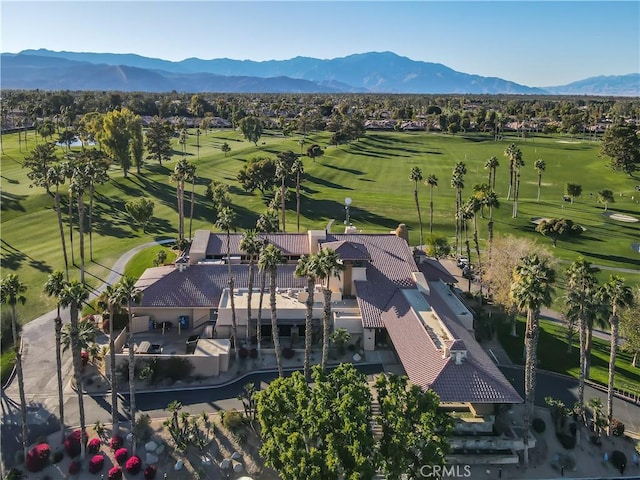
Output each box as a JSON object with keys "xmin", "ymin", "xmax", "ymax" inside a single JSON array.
[{"xmin": 2, "ymin": 49, "xmax": 638, "ymax": 96}]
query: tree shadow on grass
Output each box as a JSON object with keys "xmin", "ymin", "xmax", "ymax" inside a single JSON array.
[
  {"xmin": 323, "ymin": 164, "xmax": 365, "ymax": 176},
  {"xmin": 0, "ymin": 239, "xmax": 52, "ymax": 273},
  {"xmin": 298, "ymin": 198, "xmax": 398, "ymax": 231},
  {"xmin": 305, "ymin": 174, "xmax": 353, "ymax": 191},
  {"xmin": 576, "ymin": 250, "xmax": 640, "ymax": 268},
  {"xmin": 0, "ymin": 191, "xmax": 27, "ymax": 212}
]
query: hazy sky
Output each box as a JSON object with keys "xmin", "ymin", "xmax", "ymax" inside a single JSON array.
[{"xmin": 2, "ymin": 1, "xmax": 639, "ymax": 87}]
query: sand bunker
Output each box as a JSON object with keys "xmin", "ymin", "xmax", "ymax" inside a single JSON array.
[
  {"xmin": 530, "ymin": 217, "xmax": 547, "ymax": 225},
  {"xmin": 556, "ymin": 140, "xmax": 582, "ymax": 144},
  {"xmin": 604, "ymin": 211, "xmax": 639, "ymax": 223}
]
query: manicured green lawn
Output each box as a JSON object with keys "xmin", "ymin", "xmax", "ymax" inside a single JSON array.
[
  {"xmin": 497, "ymin": 316, "xmax": 640, "ymax": 397},
  {"xmin": 0, "ymin": 348, "xmax": 16, "ymax": 386},
  {"xmin": 1, "ymin": 128, "xmax": 638, "ymax": 322},
  {"xmin": 123, "ymin": 245, "xmax": 177, "ymax": 280}
]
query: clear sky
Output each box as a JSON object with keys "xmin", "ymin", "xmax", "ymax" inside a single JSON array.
[{"xmin": 1, "ymin": 1, "xmax": 639, "ymax": 87}]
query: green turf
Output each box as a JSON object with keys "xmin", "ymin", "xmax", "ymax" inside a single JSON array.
[
  {"xmin": 1, "ymin": 128, "xmax": 639, "ymax": 322},
  {"xmin": 0, "ymin": 348, "xmax": 16, "ymax": 385},
  {"xmin": 123, "ymin": 246, "xmax": 177, "ymax": 280},
  {"xmin": 497, "ymin": 316, "xmax": 640, "ymax": 397}
]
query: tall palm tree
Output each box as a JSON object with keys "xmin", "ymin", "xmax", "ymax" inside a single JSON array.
[
  {"xmin": 409, "ymin": 167, "xmax": 424, "ymax": 246},
  {"xmin": 512, "ymin": 154, "xmax": 525, "ymax": 218},
  {"xmin": 450, "ymin": 173, "xmax": 465, "ymax": 257},
  {"xmin": 295, "ymin": 254, "xmax": 318, "ymax": 380},
  {"xmin": 70, "ymin": 164, "xmax": 89, "ymax": 284},
  {"xmin": 565, "ymin": 258, "xmax": 599, "ymax": 433},
  {"xmin": 484, "ymin": 190, "xmax": 500, "ymax": 259},
  {"xmin": 504, "ymin": 143, "xmax": 521, "ymax": 201},
  {"xmin": 97, "ymin": 284, "xmax": 121, "ymax": 436},
  {"xmin": 47, "ymin": 163, "xmax": 70, "ymax": 280},
  {"xmin": 79, "ymin": 149, "xmax": 110, "ymax": 260},
  {"xmin": 484, "ymin": 156, "xmax": 499, "ymax": 191},
  {"xmin": 58, "ymin": 280, "xmax": 90, "ymax": 461},
  {"xmin": 533, "ymin": 159, "xmax": 546, "ymax": 202},
  {"xmin": 186, "ymin": 163, "xmax": 197, "ymax": 240},
  {"xmin": 240, "ymin": 230, "xmax": 262, "ymax": 342},
  {"xmin": 115, "ymin": 277, "xmax": 143, "ymax": 455},
  {"xmin": 1, "ymin": 275, "xmax": 29, "ymax": 461},
  {"xmin": 315, "ymin": 248, "xmax": 345, "ymax": 370},
  {"xmin": 599, "ymin": 276, "xmax": 633, "ymax": 436},
  {"xmin": 425, "ymin": 174, "xmax": 438, "ymax": 234},
  {"xmin": 510, "ymin": 254, "xmax": 555, "ymax": 466},
  {"xmin": 216, "ymin": 206, "xmax": 239, "ymax": 359},
  {"xmin": 171, "ymin": 158, "xmax": 190, "ymax": 242},
  {"xmin": 275, "ymin": 156, "xmax": 289, "ymax": 233},
  {"xmin": 258, "ymin": 244, "xmax": 286, "ymax": 376},
  {"xmin": 43, "ymin": 271, "xmax": 68, "ymax": 443},
  {"xmin": 291, "ymin": 158, "xmax": 304, "ymax": 233}
]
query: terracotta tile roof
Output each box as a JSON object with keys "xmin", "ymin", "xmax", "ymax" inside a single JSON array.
[
  {"xmin": 417, "ymin": 258, "xmax": 458, "ymax": 284},
  {"xmin": 136, "ymin": 264, "xmax": 305, "ymax": 308},
  {"xmin": 382, "ymin": 289, "xmax": 522, "ymax": 404},
  {"xmin": 321, "ymin": 241, "xmax": 371, "ymax": 261}
]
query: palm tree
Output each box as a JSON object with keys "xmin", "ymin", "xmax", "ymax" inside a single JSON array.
[
  {"xmin": 315, "ymin": 248, "xmax": 345, "ymax": 370},
  {"xmin": 186, "ymin": 163, "xmax": 197, "ymax": 240},
  {"xmin": 70, "ymin": 165, "xmax": 89, "ymax": 284},
  {"xmin": 484, "ymin": 156, "xmax": 499, "ymax": 191},
  {"xmin": 58, "ymin": 280, "xmax": 90, "ymax": 460},
  {"xmin": 216, "ymin": 206, "xmax": 239, "ymax": 359},
  {"xmin": 504, "ymin": 143, "xmax": 521, "ymax": 201},
  {"xmin": 115, "ymin": 277, "xmax": 143, "ymax": 455},
  {"xmin": 43, "ymin": 271, "xmax": 68, "ymax": 443},
  {"xmin": 512, "ymin": 153, "xmax": 525, "ymax": 218},
  {"xmin": 599, "ymin": 276, "xmax": 633, "ymax": 435},
  {"xmin": 565, "ymin": 258, "xmax": 600, "ymax": 435},
  {"xmin": 450, "ymin": 174, "xmax": 465, "ymax": 257},
  {"xmin": 1, "ymin": 275, "xmax": 29, "ymax": 461},
  {"xmin": 240, "ymin": 230, "xmax": 262, "ymax": 342},
  {"xmin": 61, "ymin": 318, "xmax": 98, "ymax": 353},
  {"xmin": 484, "ymin": 190, "xmax": 500, "ymax": 259},
  {"xmin": 79, "ymin": 149, "xmax": 110, "ymax": 260},
  {"xmin": 534, "ymin": 159, "xmax": 546, "ymax": 202},
  {"xmin": 97, "ymin": 284, "xmax": 121, "ymax": 436},
  {"xmin": 510, "ymin": 254, "xmax": 555, "ymax": 466},
  {"xmin": 258, "ymin": 244, "xmax": 286, "ymax": 376},
  {"xmin": 295, "ymin": 254, "xmax": 318, "ymax": 380},
  {"xmin": 275, "ymin": 156, "xmax": 289, "ymax": 232},
  {"xmin": 171, "ymin": 158, "xmax": 190, "ymax": 242},
  {"xmin": 46, "ymin": 163, "xmax": 70, "ymax": 280},
  {"xmin": 291, "ymin": 158, "xmax": 304, "ymax": 233},
  {"xmin": 409, "ymin": 167, "xmax": 424, "ymax": 246},
  {"xmin": 425, "ymin": 174, "xmax": 438, "ymax": 234}
]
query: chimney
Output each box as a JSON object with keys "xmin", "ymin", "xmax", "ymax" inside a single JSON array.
[{"xmin": 394, "ymin": 223, "xmax": 409, "ymax": 243}]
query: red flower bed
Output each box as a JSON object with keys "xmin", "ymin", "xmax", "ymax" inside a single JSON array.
[
  {"xmin": 108, "ymin": 465, "xmax": 123, "ymax": 479},
  {"xmin": 25, "ymin": 443, "xmax": 50, "ymax": 472},
  {"xmin": 143, "ymin": 465, "xmax": 157, "ymax": 479},
  {"xmin": 88, "ymin": 438, "xmax": 101, "ymax": 454},
  {"xmin": 125, "ymin": 455, "xmax": 142, "ymax": 475},
  {"xmin": 109, "ymin": 435, "xmax": 124, "ymax": 450},
  {"xmin": 68, "ymin": 460, "xmax": 81, "ymax": 475},
  {"xmin": 88, "ymin": 454, "xmax": 105, "ymax": 474},
  {"xmin": 64, "ymin": 429, "xmax": 87, "ymax": 457},
  {"xmin": 114, "ymin": 447, "xmax": 128, "ymax": 464},
  {"xmin": 81, "ymin": 350, "xmax": 89, "ymax": 365}
]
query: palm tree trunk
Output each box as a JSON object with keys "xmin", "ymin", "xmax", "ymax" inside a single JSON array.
[
  {"xmin": 128, "ymin": 330, "xmax": 136, "ymax": 455},
  {"xmin": 89, "ymin": 185, "xmax": 95, "ymax": 260},
  {"xmin": 321, "ymin": 287, "xmax": 332, "ymax": 371},
  {"xmin": 69, "ymin": 302, "xmax": 87, "ymax": 460},
  {"xmin": 606, "ymin": 312, "xmax": 618, "ymax": 436},
  {"xmin": 189, "ymin": 180, "xmax": 195, "ymax": 240},
  {"xmin": 109, "ymin": 306, "xmax": 119, "ymax": 436},
  {"xmin": 523, "ymin": 309, "xmax": 539, "ymax": 466},
  {"xmin": 537, "ymin": 174, "xmax": 542, "ymax": 202},
  {"xmin": 68, "ymin": 194, "xmax": 75, "ymax": 265},
  {"xmin": 414, "ymin": 187, "xmax": 423, "ymax": 246},
  {"xmin": 77, "ymin": 195, "xmax": 86, "ymax": 284},
  {"xmin": 246, "ymin": 259, "xmax": 254, "ymax": 342},
  {"xmin": 54, "ymin": 190, "xmax": 69, "ymax": 280},
  {"xmin": 55, "ymin": 311, "xmax": 65, "ymax": 443},
  {"xmin": 585, "ymin": 327, "xmax": 594, "ymax": 378},
  {"xmin": 296, "ymin": 172, "xmax": 301, "ymax": 233},
  {"xmin": 304, "ymin": 277, "xmax": 315, "ymax": 380},
  {"xmin": 270, "ymin": 270, "xmax": 283, "ymax": 377},
  {"xmin": 280, "ymin": 176, "xmax": 286, "ymax": 233},
  {"xmin": 257, "ymin": 270, "xmax": 266, "ymax": 356},
  {"xmin": 11, "ymin": 305, "xmax": 29, "ymax": 461},
  {"xmin": 429, "ymin": 188, "xmax": 434, "ymax": 234},
  {"xmin": 227, "ymin": 232, "xmax": 239, "ymax": 360}
]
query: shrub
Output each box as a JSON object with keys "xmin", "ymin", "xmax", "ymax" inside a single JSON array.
[
  {"xmin": 223, "ymin": 409, "xmax": 244, "ymax": 431},
  {"xmin": 88, "ymin": 437, "xmax": 101, "ymax": 454},
  {"xmin": 25, "ymin": 443, "xmax": 50, "ymax": 472},
  {"xmin": 64, "ymin": 429, "xmax": 87, "ymax": 457},
  {"xmin": 68, "ymin": 461, "xmax": 81, "ymax": 475},
  {"xmin": 611, "ymin": 418, "xmax": 625, "ymax": 436},
  {"xmin": 88, "ymin": 454, "xmax": 105, "ymax": 474},
  {"xmin": 81, "ymin": 350, "xmax": 89, "ymax": 366},
  {"xmin": 125, "ymin": 455, "xmax": 142, "ymax": 475},
  {"xmin": 143, "ymin": 465, "xmax": 157, "ymax": 480},
  {"xmin": 109, "ymin": 435, "xmax": 124, "ymax": 450},
  {"xmin": 249, "ymin": 347, "xmax": 258, "ymax": 358},
  {"xmin": 557, "ymin": 432, "xmax": 576, "ymax": 449},
  {"xmin": 282, "ymin": 347, "xmax": 295, "ymax": 359},
  {"xmin": 134, "ymin": 413, "xmax": 153, "ymax": 442},
  {"xmin": 108, "ymin": 466, "xmax": 123, "ymax": 480},
  {"xmin": 239, "ymin": 347, "xmax": 248, "ymax": 359},
  {"xmin": 532, "ymin": 417, "xmax": 546, "ymax": 433},
  {"xmin": 114, "ymin": 447, "xmax": 128, "ymax": 464},
  {"xmin": 6, "ymin": 468, "xmax": 22, "ymax": 480}
]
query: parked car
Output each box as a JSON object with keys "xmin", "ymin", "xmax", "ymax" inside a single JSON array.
[{"xmin": 456, "ymin": 257, "xmax": 469, "ymax": 268}]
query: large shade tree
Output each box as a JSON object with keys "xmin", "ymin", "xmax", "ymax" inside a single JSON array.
[
  {"xmin": 600, "ymin": 123, "xmax": 640, "ymax": 175},
  {"xmin": 510, "ymin": 254, "xmax": 555, "ymax": 466}
]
